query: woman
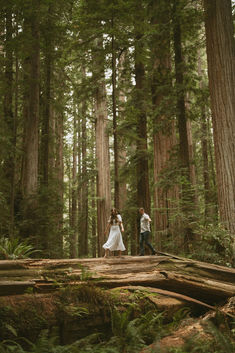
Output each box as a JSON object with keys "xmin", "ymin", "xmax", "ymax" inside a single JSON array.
[{"xmin": 103, "ymin": 208, "xmax": 125, "ymax": 257}]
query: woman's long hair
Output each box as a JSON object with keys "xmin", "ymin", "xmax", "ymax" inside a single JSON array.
[{"xmin": 110, "ymin": 208, "xmax": 119, "ymax": 225}]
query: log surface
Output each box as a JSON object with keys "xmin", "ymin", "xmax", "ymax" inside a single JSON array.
[{"xmin": 0, "ymin": 254, "xmax": 234, "ymax": 305}]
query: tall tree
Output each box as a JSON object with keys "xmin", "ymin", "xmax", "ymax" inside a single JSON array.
[
  {"xmin": 3, "ymin": 5, "xmax": 15, "ymax": 237},
  {"xmin": 204, "ymin": 0, "xmax": 235, "ymax": 240},
  {"xmin": 150, "ymin": 0, "xmax": 178, "ymax": 249},
  {"xmin": 172, "ymin": 0, "xmax": 195, "ymax": 248},
  {"xmin": 134, "ymin": 1, "xmax": 150, "ymax": 214},
  {"xmin": 70, "ymin": 111, "xmax": 78, "ymax": 258},
  {"xmin": 80, "ymin": 81, "xmax": 89, "ymax": 256},
  {"xmin": 21, "ymin": 0, "xmax": 40, "ymax": 238},
  {"xmin": 93, "ymin": 37, "xmax": 111, "ymax": 257},
  {"xmin": 111, "ymin": 17, "xmax": 120, "ymax": 210}
]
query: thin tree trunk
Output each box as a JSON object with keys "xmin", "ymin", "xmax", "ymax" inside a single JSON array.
[
  {"xmin": 70, "ymin": 112, "xmax": 78, "ymax": 258},
  {"xmin": 198, "ymin": 57, "xmax": 212, "ymax": 222},
  {"xmin": 4, "ymin": 8, "xmax": 14, "ymax": 237},
  {"xmin": 41, "ymin": 5, "xmax": 53, "ymax": 187},
  {"xmin": 55, "ymin": 112, "xmax": 64, "ymax": 257},
  {"xmin": 91, "ymin": 125, "xmax": 97, "ymax": 258},
  {"xmin": 118, "ymin": 51, "xmax": 128, "ymax": 252},
  {"xmin": 80, "ymin": 80, "xmax": 89, "ymax": 256},
  {"xmin": 204, "ymin": 0, "xmax": 235, "ymax": 241},
  {"xmin": 207, "ymin": 115, "xmax": 218, "ymax": 219},
  {"xmin": 111, "ymin": 18, "xmax": 119, "ymax": 210}
]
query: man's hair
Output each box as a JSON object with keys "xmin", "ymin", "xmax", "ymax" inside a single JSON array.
[{"xmin": 139, "ymin": 207, "xmax": 144, "ymax": 211}]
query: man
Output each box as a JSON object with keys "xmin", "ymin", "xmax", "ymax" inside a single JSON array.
[{"xmin": 139, "ymin": 208, "xmax": 156, "ymax": 256}]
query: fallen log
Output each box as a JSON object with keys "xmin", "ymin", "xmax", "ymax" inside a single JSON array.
[
  {"xmin": 0, "ymin": 285, "xmax": 193, "ymax": 344},
  {"xmin": 141, "ymin": 296, "xmax": 235, "ymax": 353},
  {"xmin": 0, "ymin": 256, "xmax": 234, "ymax": 306}
]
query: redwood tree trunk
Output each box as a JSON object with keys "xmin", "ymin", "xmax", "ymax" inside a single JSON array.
[
  {"xmin": 55, "ymin": 112, "xmax": 64, "ymax": 257},
  {"xmin": 111, "ymin": 19, "xmax": 119, "ymax": 210},
  {"xmin": 21, "ymin": 1, "xmax": 40, "ymax": 244},
  {"xmin": 22, "ymin": 2, "xmax": 40, "ymax": 199},
  {"xmin": 173, "ymin": 0, "xmax": 194, "ymax": 249},
  {"xmin": 151, "ymin": 0, "xmax": 178, "ymax": 250},
  {"xmin": 4, "ymin": 7, "xmax": 15, "ymax": 237},
  {"xmin": 117, "ymin": 52, "xmax": 127, "ymax": 213},
  {"xmin": 80, "ymin": 90, "xmax": 89, "ymax": 256},
  {"xmin": 204, "ymin": 0, "xmax": 235, "ymax": 240},
  {"xmin": 134, "ymin": 2, "xmax": 150, "ymax": 214},
  {"xmin": 94, "ymin": 37, "xmax": 111, "ymax": 256},
  {"xmin": 70, "ymin": 112, "xmax": 78, "ymax": 258}
]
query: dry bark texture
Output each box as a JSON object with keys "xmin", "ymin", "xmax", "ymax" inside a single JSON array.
[
  {"xmin": 0, "ymin": 254, "xmax": 234, "ymax": 305},
  {"xmin": 204, "ymin": 0, "xmax": 235, "ymax": 236},
  {"xmin": 94, "ymin": 37, "xmax": 111, "ymax": 256},
  {"xmin": 141, "ymin": 296, "xmax": 235, "ymax": 353}
]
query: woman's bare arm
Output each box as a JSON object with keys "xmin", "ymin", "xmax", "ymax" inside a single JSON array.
[{"xmin": 120, "ymin": 221, "xmax": 124, "ymax": 232}]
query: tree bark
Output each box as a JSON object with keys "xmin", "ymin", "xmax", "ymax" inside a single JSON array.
[
  {"xmin": 117, "ymin": 51, "xmax": 127, "ymax": 214},
  {"xmin": 204, "ymin": 0, "xmax": 235, "ymax": 241},
  {"xmin": 54, "ymin": 111, "xmax": 64, "ymax": 257},
  {"xmin": 111, "ymin": 19, "xmax": 119, "ymax": 210},
  {"xmin": 93, "ymin": 37, "xmax": 111, "ymax": 257},
  {"xmin": 80, "ymin": 78, "xmax": 89, "ymax": 256},
  {"xmin": 21, "ymin": 1, "xmax": 40, "ymax": 199},
  {"xmin": 3, "ymin": 7, "xmax": 15, "ymax": 237},
  {"xmin": 40, "ymin": 4, "xmax": 53, "ymax": 187},
  {"xmin": 70, "ymin": 111, "xmax": 78, "ymax": 258},
  {"xmin": 198, "ymin": 57, "xmax": 213, "ymax": 221},
  {"xmin": 151, "ymin": 0, "xmax": 179, "ymax": 250},
  {"xmin": 134, "ymin": 1, "xmax": 150, "ymax": 215},
  {"xmin": 172, "ymin": 0, "xmax": 195, "ymax": 249},
  {"xmin": 0, "ymin": 255, "xmax": 234, "ymax": 304}
]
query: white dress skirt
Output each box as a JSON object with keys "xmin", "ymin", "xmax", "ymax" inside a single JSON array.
[{"xmin": 103, "ymin": 214, "xmax": 126, "ymax": 251}]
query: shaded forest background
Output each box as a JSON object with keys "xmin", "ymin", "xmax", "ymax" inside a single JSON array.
[{"xmin": 0, "ymin": 0, "xmax": 234, "ymax": 264}]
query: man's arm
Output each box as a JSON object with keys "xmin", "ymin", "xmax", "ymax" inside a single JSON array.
[{"xmin": 144, "ymin": 214, "xmax": 152, "ymax": 222}]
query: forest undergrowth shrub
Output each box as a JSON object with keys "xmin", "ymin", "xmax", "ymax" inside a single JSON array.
[{"xmin": 0, "ymin": 237, "xmax": 39, "ymax": 260}]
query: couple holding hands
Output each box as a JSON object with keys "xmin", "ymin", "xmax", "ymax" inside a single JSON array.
[{"xmin": 103, "ymin": 207, "xmax": 156, "ymax": 258}]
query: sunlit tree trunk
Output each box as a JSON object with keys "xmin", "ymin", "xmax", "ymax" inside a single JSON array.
[
  {"xmin": 198, "ymin": 57, "xmax": 213, "ymax": 222},
  {"xmin": 117, "ymin": 51, "xmax": 128, "ymax": 252},
  {"xmin": 204, "ymin": 0, "xmax": 235, "ymax": 242},
  {"xmin": 55, "ymin": 112, "xmax": 64, "ymax": 257},
  {"xmin": 21, "ymin": 1, "xmax": 40, "ymax": 241},
  {"xmin": 93, "ymin": 37, "xmax": 111, "ymax": 257},
  {"xmin": 111, "ymin": 18, "xmax": 119, "ymax": 210}
]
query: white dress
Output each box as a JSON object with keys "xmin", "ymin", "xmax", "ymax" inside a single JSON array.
[{"xmin": 103, "ymin": 214, "xmax": 126, "ymax": 251}]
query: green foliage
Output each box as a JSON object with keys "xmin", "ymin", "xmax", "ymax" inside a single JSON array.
[
  {"xmin": 0, "ymin": 237, "xmax": 39, "ymax": 260},
  {"xmin": 169, "ymin": 320, "xmax": 235, "ymax": 353},
  {"xmin": 190, "ymin": 224, "xmax": 233, "ymax": 266}
]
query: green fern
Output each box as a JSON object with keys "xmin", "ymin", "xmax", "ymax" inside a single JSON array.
[{"xmin": 0, "ymin": 237, "xmax": 40, "ymax": 260}]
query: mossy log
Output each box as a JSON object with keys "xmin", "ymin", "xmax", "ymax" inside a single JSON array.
[
  {"xmin": 0, "ymin": 254, "xmax": 234, "ymax": 306},
  {"xmin": 0, "ymin": 284, "xmax": 191, "ymax": 344},
  {"xmin": 141, "ymin": 296, "xmax": 235, "ymax": 353}
]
